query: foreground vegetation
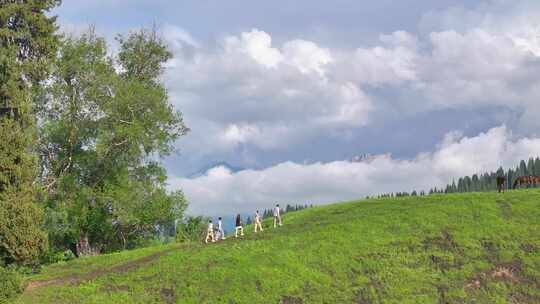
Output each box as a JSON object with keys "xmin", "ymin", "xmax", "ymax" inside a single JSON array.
[
  {"xmin": 17, "ymin": 190, "xmax": 540, "ymax": 303},
  {"xmin": 1, "ymin": 4, "xmax": 188, "ymax": 296}
]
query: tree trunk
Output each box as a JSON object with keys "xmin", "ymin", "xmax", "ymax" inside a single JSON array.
[
  {"xmin": 120, "ymin": 230, "xmax": 127, "ymax": 250},
  {"xmin": 76, "ymin": 233, "xmax": 100, "ymax": 257}
]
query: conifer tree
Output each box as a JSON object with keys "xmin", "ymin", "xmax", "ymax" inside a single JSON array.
[
  {"xmin": 519, "ymin": 160, "xmax": 527, "ymax": 176},
  {"xmin": 0, "ymin": 0, "xmax": 60, "ymax": 265},
  {"xmin": 527, "ymin": 158, "xmax": 535, "ymax": 176}
]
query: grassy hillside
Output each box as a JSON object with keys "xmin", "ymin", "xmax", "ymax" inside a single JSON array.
[{"xmin": 17, "ymin": 190, "xmax": 540, "ymax": 304}]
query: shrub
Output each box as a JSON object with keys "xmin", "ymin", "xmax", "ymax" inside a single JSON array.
[
  {"xmin": 41, "ymin": 249, "xmax": 77, "ymax": 265},
  {"xmin": 176, "ymin": 216, "xmax": 207, "ymax": 243},
  {"xmin": 0, "ymin": 266, "xmax": 24, "ymax": 304}
]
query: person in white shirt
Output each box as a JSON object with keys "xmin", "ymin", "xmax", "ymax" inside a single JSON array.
[
  {"xmin": 254, "ymin": 210, "xmax": 263, "ymax": 233},
  {"xmin": 217, "ymin": 217, "xmax": 226, "ymax": 240},
  {"xmin": 205, "ymin": 220, "xmax": 216, "ymax": 243},
  {"xmin": 273, "ymin": 204, "xmax": 282, "ymax": 228}
]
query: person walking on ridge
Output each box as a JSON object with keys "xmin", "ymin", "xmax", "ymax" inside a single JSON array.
[
  {"xmin": 235, "ymin": 214, "xmax": 244, "ymax": 238},
  {"xmin": 218, "ymin": 217, "xmax": 226, "ymax": 240},
  {"xmin": 254, "ymin": 210, "xmax": 263, "ymax": 233},
  {"xmin": 273, "ymin": 204, "xmax": 282, "ymax": 228},
  {"xmin": 205, "ymin": 220, "xmax": 216, "ymax": 243}
]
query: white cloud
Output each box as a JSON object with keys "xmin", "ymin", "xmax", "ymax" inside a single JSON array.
[
  {"xmin": 402, "ymin": 2, "xmax": 540, "ymax": 130},
  {"xmin": 170, "ymin": 126, "xmax": 540, "ymax": 216},
  {"xmin": 220, "ymin": 123, "xmax": 284, "ymax": 149},
  {"xmin": 418, "ymin": 28, "xmax": 529, "ymax": 107},
  {"xmin": 155, "ymin": 1, "xmax": 540, "ymax": 172},
  {"xmin": 163, "ymin": 25, "xmax": 199, "ymax": 50},
  {"xmin": 333, "ymin": 31, "xmax": 419, "ymax": 86},
  {"xmin": 164, "ymin": 28, "xmax": 372, "ymax": 155},
  {"xmin": 224, "ymin": 29, "xmax": 284, "ymax": 68},
  {"xmin": 162, "ymin": 6, "xmax": 540, "ymax": 164},
  {"xmin": 282, "ymin": 39, "xmax": 333, "ymax": 76}
]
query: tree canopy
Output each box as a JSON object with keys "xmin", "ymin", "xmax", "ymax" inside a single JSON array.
[{"xmin": 39, "ymin": 29, "xmax": 189, "ymax": 255}]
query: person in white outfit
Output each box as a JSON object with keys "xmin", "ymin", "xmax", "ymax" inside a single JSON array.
[
  {"xmin": 217, "ymin": 217, "xmax": 226, "ymax": 240},
  {"xmin": 273, "ymin": 204, "xmax": 282, "ymax": 228},
  {"xmin": 205, "ymin": 220, "xmax": 215, "ymax": 243},
  {"xmin": 254, "ymin": 210, "xmax": 263, "ymax": 233}
]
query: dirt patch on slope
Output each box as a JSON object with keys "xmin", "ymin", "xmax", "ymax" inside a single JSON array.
[
  {"xmin": 25, "ymin": 246, "xmax": 179, "ymax": 293},
  {"xmin": 465, "ymin": 260, "xmax": 529, "ymax": 290},
  {"xmin": 280, "ymin": 295, "xmax": 304, "ymax": 304},
  {"xmin": 465, "ymin": 259, "xmax": 540, "ymax": 303},
  {"xmin": 100, "ymin": 284, "xmax": 130, "ymax": 293},
  {"xmin": 422, "ymin": 229, "xmax": 463, "ymax": 254},
  {"xmin": 520, "ymin": 242, "xmax": 537, "ymax": 254},
  {"xmin": 160, "ymin": 288, "xmax": 176, "ymax": 304}
]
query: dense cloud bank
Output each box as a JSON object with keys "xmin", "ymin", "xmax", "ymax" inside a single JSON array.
[
  {"xmin": 172, "ymin": 126, "xmax": 540, "ymax": 215},
  {"xmin": 161, "ymin": 1, "xmax": 540, "ymax": 167}
]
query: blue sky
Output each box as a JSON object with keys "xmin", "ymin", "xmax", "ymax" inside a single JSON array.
[{"xmin": 54, "ymin": 1, "xmax": 540, "ymax": 216}]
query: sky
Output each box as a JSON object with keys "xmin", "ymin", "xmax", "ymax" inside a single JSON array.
[{"xmin": 54, "ymin": 0, "xmax": 540, "ymax": 216}]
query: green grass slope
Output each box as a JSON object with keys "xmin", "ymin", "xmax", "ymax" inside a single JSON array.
[{"xmin": 18, "ymin": 190, "xmax": 540, "ymax": 304}]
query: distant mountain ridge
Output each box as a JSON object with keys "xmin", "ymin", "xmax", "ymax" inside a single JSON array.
[
  {"xmin": 350, "ymin": 153, "xmax": 374, "ymax": 162},
  {"xmin": 188, "ymin": 161, "xmax": 244, "ymax": 178},
  {"xmin": 190, "ymin": 156, "xmax": 374, "ymax": 179}
]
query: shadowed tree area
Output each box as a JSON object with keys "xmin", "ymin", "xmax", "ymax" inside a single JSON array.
[
  {"xmin": 0, "ymin": 2, "xmax": 60, "ymax": 302},
  {"xmin": 0, "ymin": 0, "xmax": 60, "ymax": 267}
]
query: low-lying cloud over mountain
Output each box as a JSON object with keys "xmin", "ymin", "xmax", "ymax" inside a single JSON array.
[
  {"xmin": 187, "ymin": 161, "xmax": 244, "ymax": 179},
  {"xmin": 171, "ymin": 126, "xmax": 540, "ymax": 215}
]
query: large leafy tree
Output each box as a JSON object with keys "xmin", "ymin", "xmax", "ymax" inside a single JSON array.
[
  {"xmin": 0, "ymin": 0, "xmax": 60, "ymax": 265},
  {"xmin": 40, "ymin": 29, "xmax": 189, "ymax": 256}
]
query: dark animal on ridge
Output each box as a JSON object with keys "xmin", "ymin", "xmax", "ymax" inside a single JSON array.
[
  {"xmin": 512, "ymin": 175, "xmax": 540, "ymax": 189},
  {"xmin": 496, "ymin": 176, "xmax": 506, "ymax": 193}
]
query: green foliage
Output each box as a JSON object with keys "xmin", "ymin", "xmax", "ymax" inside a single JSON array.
[
  {"xmin": 41, "ymin": 249, "xmax": 76, "ymax": 265},
  {"xmin": 0, "ymin": 185, "xmax": 47, "ymax": 264},
  {"xmin": 0, "ymin": 0, "xmax": 60, "ymax": 83},
  {"xmin": 116, "ymin": 28, "xmax": 172, "ymax": 82},
  {"xmin": 103, "ymin": 167, "xmax": 187, "ymax": 249},
  {"xmin": 175, "ymin": 216, "xmax": 207, "ymax": 243},
  {"xmin": 0, "ymin": 266, "xmax": 23, "ymax": 304},
  {"xmin": 38, "ymin": 28, "xmax": 188, "ymax": 256},
  {"xmin": 0, "ymin": 0, "xmax": 60, "ymax": 266},
  {"xmin": 16, "ymin": 190, "xmax": 540, "ymax": 303}
]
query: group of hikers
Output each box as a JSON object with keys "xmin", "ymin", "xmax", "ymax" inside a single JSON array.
[{"xmin": 205, "ymin": 204, "xmax": 283, "ymax": 243}]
